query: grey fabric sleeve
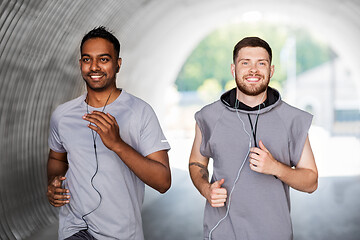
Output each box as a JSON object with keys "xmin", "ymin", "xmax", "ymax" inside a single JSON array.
[
  {"xmin": 288, "ymin": 109, "xmax": 313, "ymax": 167},
  {"xmin": 194, "ymin": 110, "xmax": 211, "ymax": 158},
  {"xmin": 138, "ymin": 104, "xmax": 170, "ymax": 157},
  {"xmin": 194, "ymin": 102, "xmax": 224, "ymax": 158},
  {"xmin": 48, "ymin": 108, "xmax": 66, "ymax": 153}
]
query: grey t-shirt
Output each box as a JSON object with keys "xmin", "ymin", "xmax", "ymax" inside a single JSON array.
[
  {"xmin": 48, "ymin": 90, "xmax": 170, "ymax": 240},
  {"xmin": 195, "ymin": 90, "xmax": 312, "ymax": 240}
]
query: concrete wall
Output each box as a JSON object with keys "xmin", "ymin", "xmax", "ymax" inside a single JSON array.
[{"xmin": 0, "ymin": 0, "xmax": 359, "ymax": 239}]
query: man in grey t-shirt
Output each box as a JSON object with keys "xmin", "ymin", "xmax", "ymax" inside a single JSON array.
[
  {"xmin": 47, "ymin": 26, "xmax": 171, "ymax": 240},
  {"xmin": 189, "ymin": 37, "xmax": 318, "ymax": 240}
]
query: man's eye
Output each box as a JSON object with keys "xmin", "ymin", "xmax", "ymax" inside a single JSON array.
[
  {"xmin": 242, "ymin": 62, "xmax": 248, "ymax": 65},
  {"xmin": 100, "ymin": 58, "xmax": 109, "ymax": 62},
  {"xmin": 82, "ymin": 58, "xmax": 90, "ymax": 62}
]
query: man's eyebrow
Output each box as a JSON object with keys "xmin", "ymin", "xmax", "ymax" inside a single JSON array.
[
  {"xmin": 258, "ymin": 59, "xmax": 270, "ymax": 62},
  {"xmin": 81, "ymin": 53, "xmax": 112, "ymax": 58},
  {"xmin": 99, "ymin": 54, "xmax": 112, "ymax": 58},
  {"xmin": 238, "ymin": 58, "xmax": 269, "ymax": 62}
]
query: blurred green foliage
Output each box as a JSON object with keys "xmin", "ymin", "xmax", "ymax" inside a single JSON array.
[
  {"xmin": 175, "ymin": 23, "xmax": 331, "ymax": 92},
  {"xmin": 197, "ymin": 78, "xmax": 222, "ymax": 103}
]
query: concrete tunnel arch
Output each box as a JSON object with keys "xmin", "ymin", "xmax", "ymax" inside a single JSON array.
[
  {"xmin": 121, "ymin": 0, "xmax": 360, "ymax": 111},
  {"xmin": 0, "ymin": 0, "xmax": 359, "ymax": 239}
]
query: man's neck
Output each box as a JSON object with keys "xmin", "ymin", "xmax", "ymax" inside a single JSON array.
[
  {"xmin": 86, "ymin": 87, "xmax": 121, "ymax": 108},
  {"xmin": 236, "ymin": 89, "xmax": 267, "ymax": 108}
]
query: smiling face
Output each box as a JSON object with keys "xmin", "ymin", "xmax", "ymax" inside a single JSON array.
[
  {"xmin": 79, "ymin": 37, "xmax": 122, "ymax": 92},
  {"xmin": 231, "ymin": 46, "xmax": 274, "ymax": 97}
]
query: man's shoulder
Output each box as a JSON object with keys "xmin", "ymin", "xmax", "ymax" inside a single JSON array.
[
  {"xmin": 195, "ymin": 100, "xmax": 224, "ymax": 125},
  {"xmin": 121, "ymin": 91, "xmax": 150, "ymax": 108},
  {"xmin": 273, "ymin": 100, "xmax": 313, "ymax": 131},
  {"xmin": 119, "ymin": 91, "xmax": 156, "ymax": 117},
  {"xmin": 198, "ymin": 100, "xmax": 223, "ymax": 115},
  {"xmin": 276, "ymin": 100, "xmax": 312, "ymax": 118},
  {"xmin": 51, "ymin": 95, "xmax": 84, "ymax": 118}
]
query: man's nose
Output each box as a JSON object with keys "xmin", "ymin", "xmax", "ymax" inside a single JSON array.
[
  {"xmin": 90, "ymin": 60, "xmax": 100, "ymax": 71},
  {"xmin": 249, "ymin": 64, "xmax": 258, "ymax": 73}
]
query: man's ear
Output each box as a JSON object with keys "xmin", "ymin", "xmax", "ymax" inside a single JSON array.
[
  {"xmin": 116, "ymin": 58, "xmax": 122, "ymax": 73},
  {"xmin": 231, "ymin": 63, "xmax": 235, "ymax": 78},
  {"xmin": 270, "ymin": 65, "xmax": 275, "ymax": 78}
]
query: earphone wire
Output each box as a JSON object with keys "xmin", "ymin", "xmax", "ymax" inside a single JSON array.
[
  {"xmin": 208, "ymin": 89, "xmax": 266, "ymax": 240},
  {"xmin": 82, "ymin": 88, "xmax": 114, "ymax": 229}
]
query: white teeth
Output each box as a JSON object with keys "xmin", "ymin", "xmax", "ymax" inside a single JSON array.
[
  {"xmin": 90, "ymin": 75, "xmax": 102, "ymax": 79},
  {"xmin": 247, "ymin": 77, "xmax": 259, "ymax": 81}
]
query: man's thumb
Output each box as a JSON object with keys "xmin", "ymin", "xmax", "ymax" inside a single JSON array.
[
  {"xmin": 53, "ymin": 176, "xmax": 65, "ymax": 186},
  {"xmin": 214, "ymin": 178, "xmax": 225, "ymax": 188},
  {"xmin": 259, "ymin": 140, "xmax": 269, "ymax": 152}
]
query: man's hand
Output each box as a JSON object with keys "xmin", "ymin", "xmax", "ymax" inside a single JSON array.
[
  {"xmin": 83, "ymin": 111, "xmax": 171, "ymax": 193},
  {"xmin": 249, "ymin": 140, "xmax": 279, "ymax": 175},
  {"xmin": 83, "ymin": 111, "xmax": 123, "ymax": 151},
  {"xmin": 205, "ymin": 179, "xmax": 227, "ymax": 208},
  {"xmin": 47, "ymin": 176, "xmax": 70, "ymax": 207}
]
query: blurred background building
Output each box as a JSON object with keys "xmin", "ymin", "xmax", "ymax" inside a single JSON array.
[{"xmin": 0, "ymin": 0, "xmax": 359, "ymax": 239}]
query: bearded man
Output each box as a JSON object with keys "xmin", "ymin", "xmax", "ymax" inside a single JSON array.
[{"xmin": 189, "ymin": 37, "xmax": 318, "ymax": 240}]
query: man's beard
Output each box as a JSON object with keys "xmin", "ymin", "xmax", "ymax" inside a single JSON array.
[
  {"xmin": 235, "ymin": 74, "xmax": 270, "ymax": 96},
  {"xmin": 83, "ymin": 72, "xmax": 116, "ymax": 92}
]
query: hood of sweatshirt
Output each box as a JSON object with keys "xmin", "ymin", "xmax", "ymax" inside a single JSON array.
[{"xmin": 220, "ymin": 86, "xmax": 281, "ymax": 115}]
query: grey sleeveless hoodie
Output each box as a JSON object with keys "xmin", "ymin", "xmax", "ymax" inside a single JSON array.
[{"xmin": 195, "ymin": 87, "xmax": 312, "ymax": 240}]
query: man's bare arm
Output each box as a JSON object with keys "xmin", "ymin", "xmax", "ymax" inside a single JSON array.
[
  {"xmin": 47, "ymin": 150, "xmax": 70, "ymax": 207},
  {"xmin": 189, "ymin": 124, "xmax": 227, "ymax": 207},
  {"xmin": 47, "ymin": 150, "xmax": 68, "ymax": 183},
  {"xmin": 83, "ymin": 111, "xmax": 171, "ymax": 193},
  {"xmin": 249, "ymin": 136, "xmax": 318, "ymax": 193}
]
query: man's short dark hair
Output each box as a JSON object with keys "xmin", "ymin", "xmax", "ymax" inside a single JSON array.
[
  {"xmin": 233, "ymin": 37, "xmax": 272, "ymax": 64},
  {"xmin": 80, "ymin": 26, "xmax": 120, "ymax": 58}
]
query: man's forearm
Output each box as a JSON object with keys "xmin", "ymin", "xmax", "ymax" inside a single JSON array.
[
  {"xmin": 275, "ymin": 162, "xmax": 318, "ymax": 193},
  {"xmin": 189, "ymin": 162, "xmax": 211, "ymax": 199},
  {"xmin": 249, "ymin": 137, "xmax": 318, "ymax": 193},
  {"xmin": 113, "ymin": 141, "xmax": 171, "ymax": 193},
  {"xmin": 47, "ymin": 157, "xmax": 68, "ymax": 183}
]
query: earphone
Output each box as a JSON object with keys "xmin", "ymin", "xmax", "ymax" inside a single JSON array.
[
  {"xmin": 208, "ymin": 74, "xmax": 266, "ymax": 240},
  {"xmin": 81, "ymin": 129, "xmax": 103, "ymax": 229},
  {"xmin": 81, "ymin": 89, "xmax": 114, "ymax": 230}
]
